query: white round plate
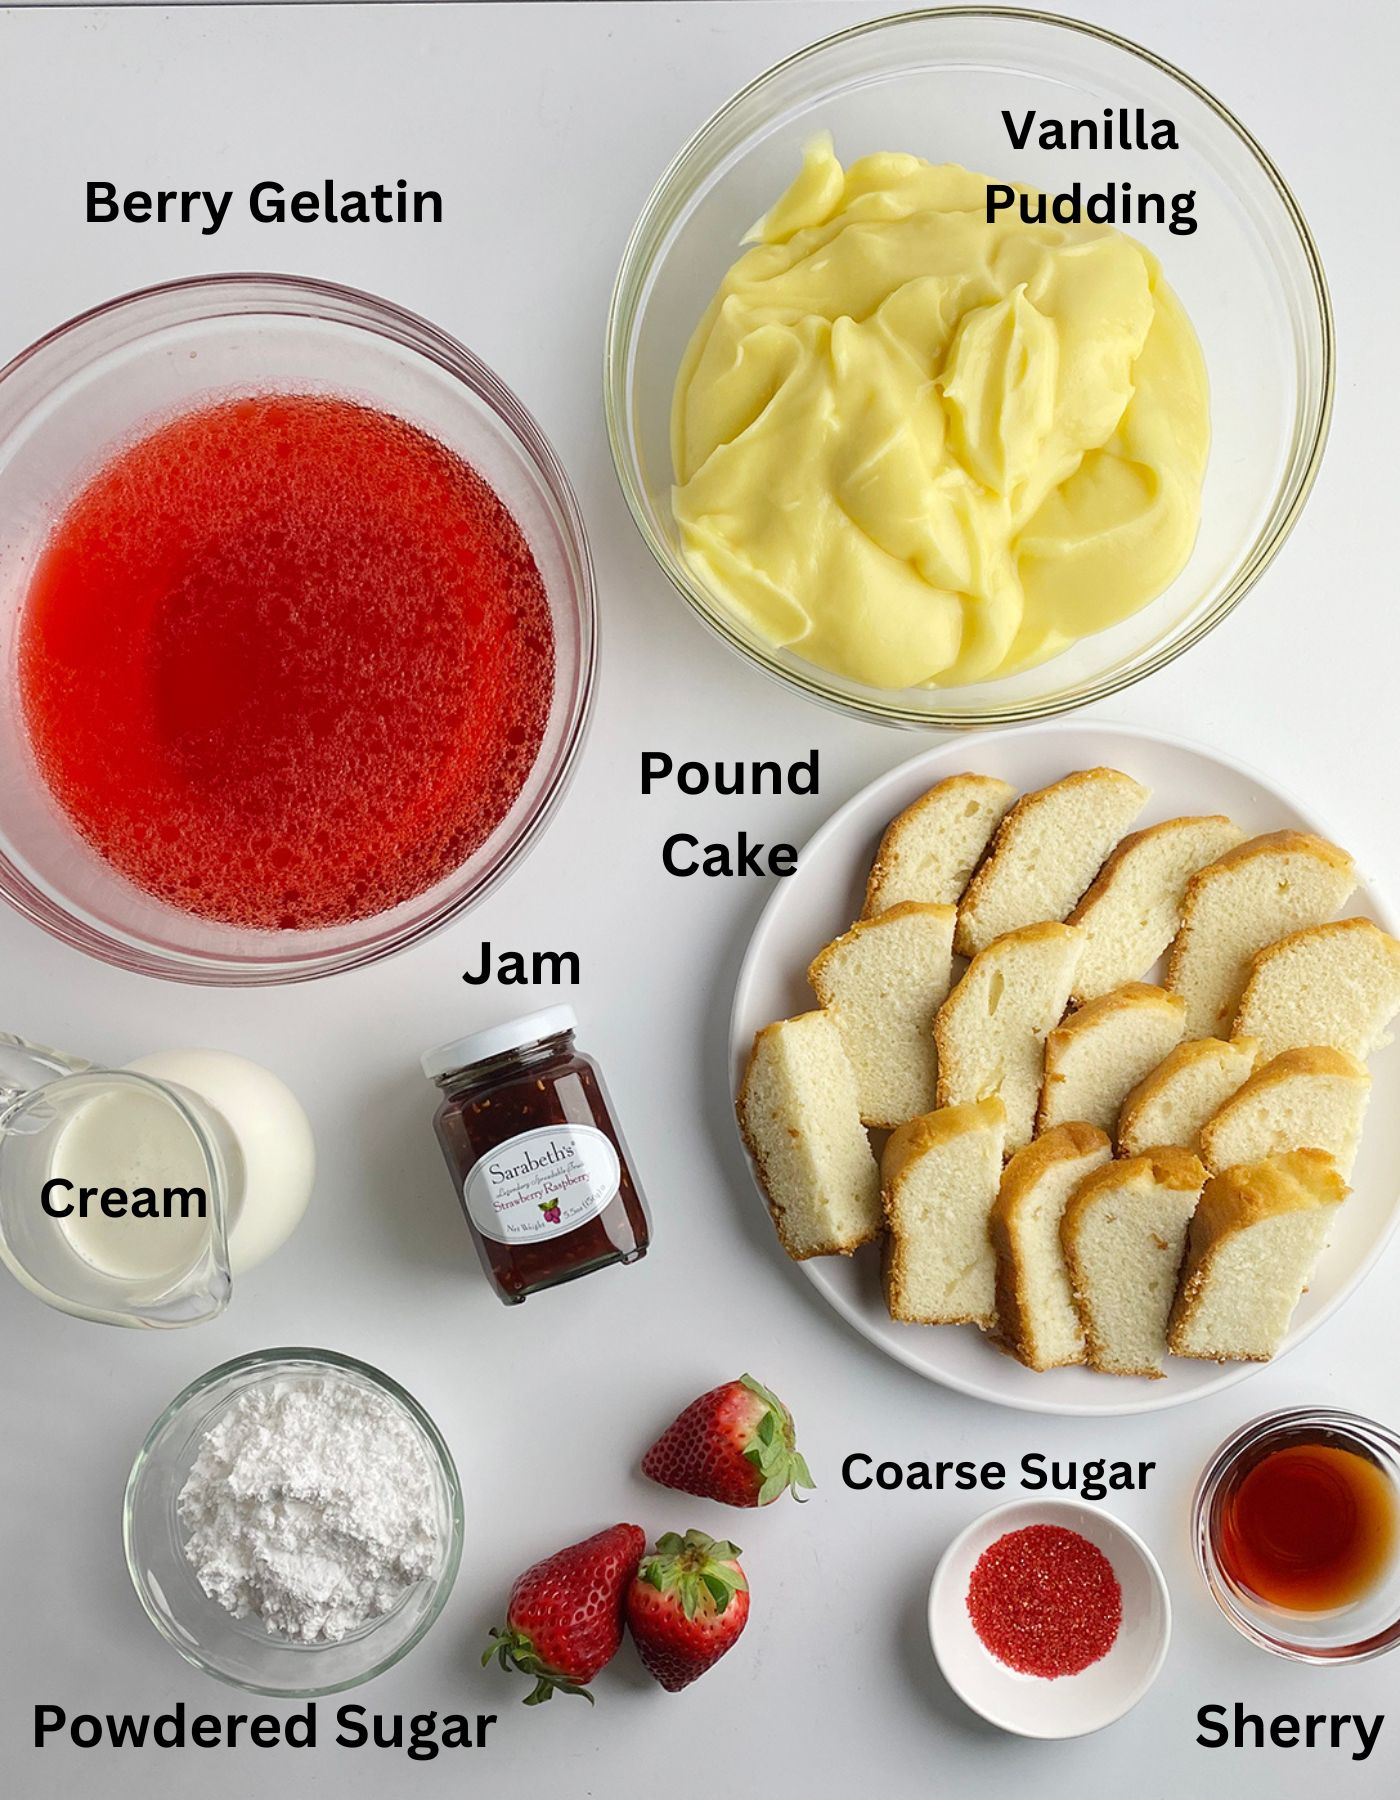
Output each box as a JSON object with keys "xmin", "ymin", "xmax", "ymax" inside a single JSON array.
[
  {"xmin": 729, "ymin": 721, "xmax": 1400, "ymax": 1415},
  {"xmin": 928, "ymin": 1499, "xmax": 1170, "ymax": 1737}
]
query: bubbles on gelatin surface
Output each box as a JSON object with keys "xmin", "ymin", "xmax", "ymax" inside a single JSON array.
[{"xmin": 19, "ymin": 394, "xmax": 556, "ymax": 929}]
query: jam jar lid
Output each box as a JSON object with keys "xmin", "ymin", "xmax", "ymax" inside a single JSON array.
[{"xmin": 420, "ymin": 1005, "xmax": 579, "ymax": 1082}]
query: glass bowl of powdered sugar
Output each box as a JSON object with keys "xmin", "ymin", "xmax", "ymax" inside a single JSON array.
[{"xmin": 123, "ymin": 1347, "xmax": 463, "ymax": 1695}]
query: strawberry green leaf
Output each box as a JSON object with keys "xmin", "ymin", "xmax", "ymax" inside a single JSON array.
[
  {"xmin": 641, "ymin": 1530, "xmax": 748, "ymax": 1622},
  {"xmin": 483, "ymin": 1626, "xmax": 595, "ymax": 1706},
  {"xmin": 756, "ymin": 1468, "xmax": 789, "ymax": 1506},
  {"xmin": 736, "ymin": 1375, "xmax": 816, "ymax": 1504}
]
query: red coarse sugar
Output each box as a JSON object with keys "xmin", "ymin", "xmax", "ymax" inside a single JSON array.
[{"xmin": 966, "ymin": 1524, "xmax": 1122, "ymax": 1679}]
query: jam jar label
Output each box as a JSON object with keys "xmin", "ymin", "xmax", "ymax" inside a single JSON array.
[{"xmin": 463, "ymin": 1124, "xmax": 621, "ymax": 1244}]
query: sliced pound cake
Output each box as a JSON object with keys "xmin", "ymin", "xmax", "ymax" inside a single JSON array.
[
  {"xmin": 1037, "ymin": 983, "xmax": 1186, "ymax": 1135},
  {"xmin": 935, "ymin": 922, "xmax": 1084, "ymax": 1153},
  {"xmin": 991, "ymin": 1124, "xmax": 1111, "ymax": 1371},
  {"xmin": 1062, "ymin": 1147, "xmax": 1206, "ymax": 1377},
  {"xmin": 954, "ymin": 768, "xmax": 1149, "ymax": 958},
  {"xmin": 1164, "ymin": 831, "xmax": 1357, "ymax": 1038},
  {"xmin": 808, "ymin": 902, "xmax": 956, "ymax": 1129},
  {"xmin": 882, "ymin": 1098, "xmax": 1007, "ymax": 1328},
  {"xmin": 1231, "ymin": 918, "xmax": 1400, "ymax": 1063},
  {"xmin": 863, "ymin": 773, "xmax": 1016, "ymax": 916},
  {"xmin": 1168, "ymin": 1151, "xmax": 1348, "ymax": 1363},
  {"xmin": 1200, "ymin": 1047, "xmax": 1371, "ymax": 1180},
  {"xmin": 1067, "ymin": 814, "xmax": 1243, "ymax": 1001},
  {"xmin": 1116, "ymin": 1037, "xmax": 1260, "ymax": 1157},
  {"xmin": 737, "ymin": 1012, "xmax": 882, "ymax": 1259}
]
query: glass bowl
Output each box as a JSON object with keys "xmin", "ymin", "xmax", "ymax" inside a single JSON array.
[
  {"xmin": 0, "ymin": 274, "xmax": 595, "ymax": 982},
  {"xmin": 1193, "ymin": 1407, "xmax": 1400, "ymax": 1663},
  {"xmin": 605, "ymin": 6, "xmax": 1333, "ymax": 728},
  {"xmin": 124, "ymin": 1347, "xmax": 464, "ymax": 1695}
]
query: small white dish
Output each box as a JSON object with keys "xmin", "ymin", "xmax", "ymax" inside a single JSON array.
[{"xmin": 928, "ymin": 1499, "xmax": 1171, "ymax": 1739}]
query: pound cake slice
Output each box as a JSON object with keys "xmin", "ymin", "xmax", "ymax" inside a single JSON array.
[
  {"xmin": 862, "ymin": 773, "xmax": 1016, "ymax": 916},
  {"xmin": 1067, "ymin": 815, "xmax": 1244, "ymax": 1002},
  {"xmin": 991, "ymin": 1124, "xmax": 1111, "ymax": 1371},
  {"xmin": 1231, "ymin": 918, "xmax": 1400, "ymax": 1063},
  {"xmin": 808, "ymin": 902, "xmax": 956, "ymax": 1129},
  {"xmin": 737, "ymin": 1012, "xmax": 882, "ymax": 1260},
  {"xmin": 1164, "ymin": 831, "xmax": 1357, "ymax": 1037},
  {"xmin": 1116, "ymin": 1037, "xmax": 1260, "ymax": 1157},
  {"xmin": 1062, "ymin": 1147, "xmax": 1205, "ymax": 1377},
  {"xmin": 935, "ymin": 922, "xmax": 1084, "ymax": 1153},
  {"xmin": 1200, "ymin": 1047, "xmax": 1371, "ymax": 1180},
  {"xmin": 1168, "ymin": 1151, "xmax": 1349, "ymax": 1363},
  {"xmin": 1037, "ymin": 983, "xmax": 1186, "ymax": 1135},
  {"xmin": 882, "ymin": 1098, "xmax": 1006, "ymax": 1328},
  {"xmin": 954, "ymin": 768, "xmax": 1149, "ymax": 958}
]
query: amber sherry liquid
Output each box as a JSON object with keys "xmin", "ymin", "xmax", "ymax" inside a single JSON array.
[{"xmin": 1217, "ymin": 1442, "xmax": 1398, "ymax": 1612}]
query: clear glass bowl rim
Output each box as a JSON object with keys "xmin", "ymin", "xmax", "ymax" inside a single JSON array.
[
  {"xmin": 603, "ymin": 3, "xmax": 1336, "ymax": 729},
  {"xmin": 122, "ymin": 1344, "xmax": 466, "ymax": 1696},
  {"xmin": 0, "ymin": 270, "xmax": 597, "ymax": 983},
  {"xmin": 1192, "ymin": 1405, "xmax": 1400, "ymax": 1664}
]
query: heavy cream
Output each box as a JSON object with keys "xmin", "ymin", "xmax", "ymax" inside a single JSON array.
[{"xmin": 0, "ymin": 1041, "xmax": 313, "ymax": 1325}]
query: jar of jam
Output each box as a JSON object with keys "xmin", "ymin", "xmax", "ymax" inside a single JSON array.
[{"xmin": 422, "ymin": 1007, "xmax": 651, "ymax": 1304}]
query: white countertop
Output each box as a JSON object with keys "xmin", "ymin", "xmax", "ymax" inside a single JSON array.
[{"xmin": 1, "ymin": 2, "xmax": 1398, "ymax": 1794}]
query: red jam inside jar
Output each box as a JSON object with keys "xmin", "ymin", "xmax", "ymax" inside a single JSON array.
[{"xmin": 424, "ymin": 1007, "xmax": 651, "ymax": 1303}]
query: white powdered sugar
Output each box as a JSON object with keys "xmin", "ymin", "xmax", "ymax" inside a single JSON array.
[{"xmin": 177, "ymin": 1375, "xmax": 439, "ymax": 1645}]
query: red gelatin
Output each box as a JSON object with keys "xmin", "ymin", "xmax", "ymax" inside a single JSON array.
[
  {"xmin": 967, "ymin": 1524, "xmax": 1121, "ymax": 1679},
  {"xmin": 19, "ymin": 393, "xmax": 554, "ymax": 929}
]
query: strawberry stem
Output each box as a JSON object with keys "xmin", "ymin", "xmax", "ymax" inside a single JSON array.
[
  {"xmin": 483, "ymin": 1626, "xmax": 595, "ymax": 1705},
  {"xmin": 640, "ymin": 1529, "xmax": 748, "ymax": 1619}
]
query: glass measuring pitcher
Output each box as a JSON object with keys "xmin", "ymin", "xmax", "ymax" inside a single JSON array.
[{"xmin": 0, "ymin": 1034, "xmax": 233, "ymax": 1327}]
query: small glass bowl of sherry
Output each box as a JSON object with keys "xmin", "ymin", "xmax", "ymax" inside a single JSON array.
[{"xmin": 1194, "ymin": 1407, "xmax": 1400, "ymax": 1662}]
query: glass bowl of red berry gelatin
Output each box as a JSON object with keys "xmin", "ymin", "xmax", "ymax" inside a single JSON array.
[
  {"xmin": 0, "ymin": 274, "xmax": 595, "ymax": 984},
  {"xmin": 928, "ymin": 1499, "xmax": 1170, "ymax": 1738}
]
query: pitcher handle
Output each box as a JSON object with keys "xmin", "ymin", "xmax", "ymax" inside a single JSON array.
[{"xmin": 0, "ymin": 1033, "xmax": 93, "ymax": 1113}]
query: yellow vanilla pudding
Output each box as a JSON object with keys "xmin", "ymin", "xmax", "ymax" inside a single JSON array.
[{"xmin": 671, "ymin": 136, "xmax": 1209, "ymax": 690}]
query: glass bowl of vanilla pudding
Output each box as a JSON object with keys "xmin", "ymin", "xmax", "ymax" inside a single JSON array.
[{"xmin": 606, "ymin": 8, "xmax": 1332, "ymax": 727}]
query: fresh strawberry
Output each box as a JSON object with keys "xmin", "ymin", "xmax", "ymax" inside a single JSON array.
[
  {"xmin": 642, "ymin": 1374, "xmax": 814, "ymax": 1507},
  {"xmin": 626, "ymin": 1529, "xmax": 750, "ymax": 1691},
  {"xmin": 484, "ymin": 1523, "xmax": 645, "ymax": 1704}
]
